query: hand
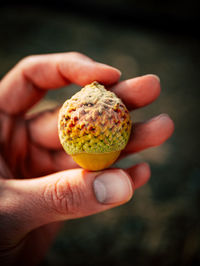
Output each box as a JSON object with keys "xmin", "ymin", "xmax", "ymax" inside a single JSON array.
[{"xmin": 0, "ymin": 52, "xmax": 174, "ymax": 265}]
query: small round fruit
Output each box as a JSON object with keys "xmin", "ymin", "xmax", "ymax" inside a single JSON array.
[{"xmin": 58, "ymin": 81, "xmax": 132, "ymax": 171}]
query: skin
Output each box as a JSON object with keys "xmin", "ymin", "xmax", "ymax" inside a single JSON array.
[{"xmin": 0, "ymin": 52, "xmax": 174, "ymax": 265}]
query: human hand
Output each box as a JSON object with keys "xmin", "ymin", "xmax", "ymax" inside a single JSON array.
[{"xmin": 0, "ymin": 52, "xmax": 174, "ymax": 265}]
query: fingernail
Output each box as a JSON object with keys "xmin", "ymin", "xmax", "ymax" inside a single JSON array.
[
  {"xmin": 149, "ymin": 113, "xmax": 170, "ymax": 123},
  {"xmin": 93, "ymin": 170, "xmax": 133, "ymax": 204}
]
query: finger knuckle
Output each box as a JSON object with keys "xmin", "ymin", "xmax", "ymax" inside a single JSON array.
[
  {"xmin": 18, "ymin": 55, "xmax": 40, "ymax": 68},
  {"xmin": 67, "ymin": 51, "xmax": 91, "ymax": 62},
  {"xmin": 67, "ymin": 51, "xmax": 83, "ymax": 58},
  {"xmin": 19, "ymin": 55, "xmax": 35, "ymax": 64},
  {"xmin": 43, "ymin": 177, "xmax": 82, "ymax": 216}
]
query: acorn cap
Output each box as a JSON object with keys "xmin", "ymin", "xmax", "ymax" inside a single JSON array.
[{"xmin": 58, "ymin": 81, "xmax": 132, "ymax": 170}]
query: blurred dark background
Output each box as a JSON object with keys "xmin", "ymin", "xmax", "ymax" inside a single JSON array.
[{"xmin": 0, "ymin": 1, "xmax": 199, "ymax": 265}]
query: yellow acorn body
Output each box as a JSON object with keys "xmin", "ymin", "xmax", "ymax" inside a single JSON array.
[
  {"xmin": 71, "ymin": 151, "xmax": 121, "ymax": 171},
  {"xmin": 58, "ymin": 82, "xmax": 132, "ymax": 171}
]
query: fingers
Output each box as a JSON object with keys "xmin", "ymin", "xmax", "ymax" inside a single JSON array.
[
  {"xmin": 126, "ymin": 163, "xmax": 151, "ymax": 189},
  {"xmin": 2, "ymin": 161, "xmax": 151, "ymax": 241},
  {"xmin": 27, "ymin": 111, "xmax": 174, "ymax": 159},
  {"xmin": 2, "ymin": 168, "xmax": 135, "ymax": 240},
  {"xmin": 111, "ymin": 74, "xmax": 161, "ymax": 110},
  {"xmin": 58, "ymin": 53, "xmax": 121, "ymax": 86},
  {"xmin": 23, "ymin": 144, "xmax": 78, "ymax": 178},
  {"xmin": 122, "ymin": 114, "xmax": 175, "ymax": 155},
  {"xmin": 0, "ymin": 154, "xmax": 13, "ymax": 179},
  {"xmin": 14, "ymin": 113, "xmax": 174, "ymax": 178},
  {"xmin": 52, "ymin": 150, "xmax": 79, "ymax": 171},
  {"xmin": 0, "ymin": 52, "xmax": 121, "ymax": 115},
  {"xmin": 26, "ymin": 112, "xmax": 174, "ymax": 177},
  {"xmin": 27, "ymin": 74, "xmax": 161, "ymax": 150},
  {"xmin": 27, "ymin": 108, "xmax": 61, "ymax": 150}
]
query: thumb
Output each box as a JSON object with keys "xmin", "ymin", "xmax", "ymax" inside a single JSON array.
[{"xmin": 2, "ymin": 169, "xmax": 134, "ymax": 236}]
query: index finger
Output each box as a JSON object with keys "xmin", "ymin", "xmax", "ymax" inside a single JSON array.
[{"xmin": 0, "ymin": 52, "xmax": 121, "ymax": 115}]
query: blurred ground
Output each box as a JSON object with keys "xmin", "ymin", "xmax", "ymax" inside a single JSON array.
[{"xmin": 0, "ymin": 4, "xmax": 200, "ymax": 266}]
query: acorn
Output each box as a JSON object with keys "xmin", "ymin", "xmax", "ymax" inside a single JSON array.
[{"xmin": 58, "ymin": 81, "xmax": 132, "ymax": 171}]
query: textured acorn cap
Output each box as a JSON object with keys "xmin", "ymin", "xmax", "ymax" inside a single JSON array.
[{"xmin": 58, "ymin": 81, "xmax": 132, "ymax": 170}]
